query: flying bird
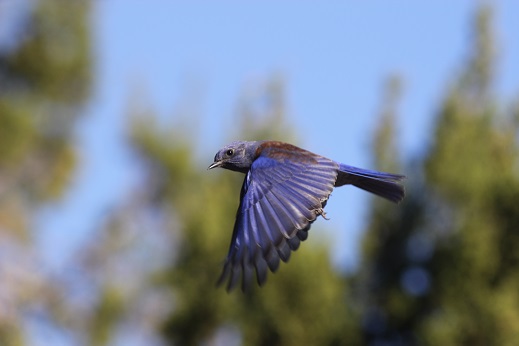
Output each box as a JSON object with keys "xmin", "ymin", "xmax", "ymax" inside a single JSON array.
[{"xmin": 208, "ymin": 140, "xmax": 405, "ymax": 292}]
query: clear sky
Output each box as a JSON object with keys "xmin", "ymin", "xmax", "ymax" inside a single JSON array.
[{"xmin": 38, "ymin": 1, "xmax": 519, "ymax": 272}]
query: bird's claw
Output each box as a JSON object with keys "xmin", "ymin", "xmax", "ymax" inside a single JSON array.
[{"xmin": 317, "ymin": 208, "xmax": 329, "ymax": 220}]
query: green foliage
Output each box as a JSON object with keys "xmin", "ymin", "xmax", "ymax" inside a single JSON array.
[
  {"xmin": 124, "ymin": 80, "xmax": 359, "ymax": 345},
  {"xmin": 357, "ymin": 5, "xmax": 519, "ymax": 345},
  {"xmin": 91, "ymin": 287, "xmax": 126, "ymax": 346},
  {"xmin": 234, "ymin": 244, "xmax": 359, "ymax": 346},
  {"xmin": 81, "ymin": 6, "xmax": 519, "ymax": 345},
  {"xmin": 0, "ymin": 0, "xmax": 92, "ymax": 343},
  {"xmin": 4, "ymin": 1, "xmax": 518, "ymax": 345},
  {"xmin": 0, "ymin": 0, "xmax": 91, "ymax": 205},
  {"xmin": 1, "ymin": 1, "xmax": 91, "ymax": 103}
]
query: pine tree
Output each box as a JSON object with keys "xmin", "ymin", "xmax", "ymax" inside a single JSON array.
[{"xmin": 357, "ymin": 6, "xmax": 519, "ymax": 345}]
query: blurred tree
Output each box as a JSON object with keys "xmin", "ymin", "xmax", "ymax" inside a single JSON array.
[
  {"xmin": 53, "ymin": 3, "xmax": 519, "ymax": 346},
  {"xmin": 78, "ymin": 77, "xmax": 360, "ymax": 345},
  {"xmin": 422, "ymin": 7, "xmax": 519, "ymax": 345},
  {"xmin": 354, "ymin": 74, "xmax": 431, "ymax": 346},
  {"xmin": 140, "ymin": 77, "xmax": 360, "ymax": 345},
  {"xmin": 356, "ymin": 5, "xmax": 519, "ymax": 345},
  {"xmin": 0, "ymin": 0, "xmax": 91, "ymax": 344}
]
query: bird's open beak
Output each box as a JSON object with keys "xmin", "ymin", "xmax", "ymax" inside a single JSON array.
[{"xmin": 208, "ymin": 160, "xmax": 222, "ymax": 170}]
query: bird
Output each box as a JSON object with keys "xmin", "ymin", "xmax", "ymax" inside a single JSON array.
[{"xmin": 208, "ymin": 140, "xmax": 405, "ymax": 292}]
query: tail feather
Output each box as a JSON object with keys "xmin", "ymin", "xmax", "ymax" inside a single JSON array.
[{"xmin": 335, "ymin": 163, "xmax": 405, "ymax": 203}]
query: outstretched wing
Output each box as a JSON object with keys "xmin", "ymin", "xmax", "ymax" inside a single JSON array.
[{"xmin": 217, "ymin": 148, "xmax": 338, "ymax": 292}]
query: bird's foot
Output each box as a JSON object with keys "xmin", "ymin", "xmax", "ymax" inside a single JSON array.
[{"xmin": 317, "ymin": 208, "xmax": 330, "ymax": 220}]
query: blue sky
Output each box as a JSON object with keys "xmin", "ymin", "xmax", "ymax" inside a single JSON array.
[{"xmin": 38, "ymin": 1, "xmax": 519, "ymax": 272}]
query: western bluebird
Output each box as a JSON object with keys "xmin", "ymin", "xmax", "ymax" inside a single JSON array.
[{"xmin": 209, "ymin": 140, "xmax": 405, "ymax": 291}]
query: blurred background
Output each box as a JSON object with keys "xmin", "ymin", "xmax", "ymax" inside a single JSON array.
[{"xmin": 1, "ymin": 1, "xmax": 519, "ymax": 345}]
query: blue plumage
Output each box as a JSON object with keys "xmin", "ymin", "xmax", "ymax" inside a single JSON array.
[
  {"xmin": 335, "ymin": 163, "xmax": 406, "ymax": 203},
  {"xmin": 209, "ymin": 140, "xmax": 405, "ymax": 291}
]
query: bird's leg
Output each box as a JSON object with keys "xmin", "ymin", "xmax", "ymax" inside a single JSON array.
[{"xmin": 316, "ymin": 208, "xmax": 330, "ymax": 220}]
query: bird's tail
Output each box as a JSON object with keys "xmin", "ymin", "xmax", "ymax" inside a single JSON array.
[{"xmin": 335, "ymin": 163, "xmax": 406, "ymax": 203}]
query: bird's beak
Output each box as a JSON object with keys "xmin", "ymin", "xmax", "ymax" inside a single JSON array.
[{"xmin": 208, "ymin": 160, "xmax": 222, "ymax": 170}]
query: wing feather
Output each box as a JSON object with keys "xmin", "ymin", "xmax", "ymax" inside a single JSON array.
[{"xmin": 218, "ymin": 152, "xmax": 339, "ymax": 291}]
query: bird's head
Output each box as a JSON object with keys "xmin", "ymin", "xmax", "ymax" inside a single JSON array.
[{"xmin": 208, "ymin": 141, "xmax": 261, "ymax": 173}]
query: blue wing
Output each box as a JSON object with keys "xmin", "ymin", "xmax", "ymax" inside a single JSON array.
[{"xmin": 217, "ymin": 154, "xmax": 338, "ymax": 291}]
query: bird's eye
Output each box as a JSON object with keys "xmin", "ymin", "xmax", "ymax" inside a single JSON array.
[{"xmin": 226, "ymin": 149, "xmax": 234, "ymax": 157}]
